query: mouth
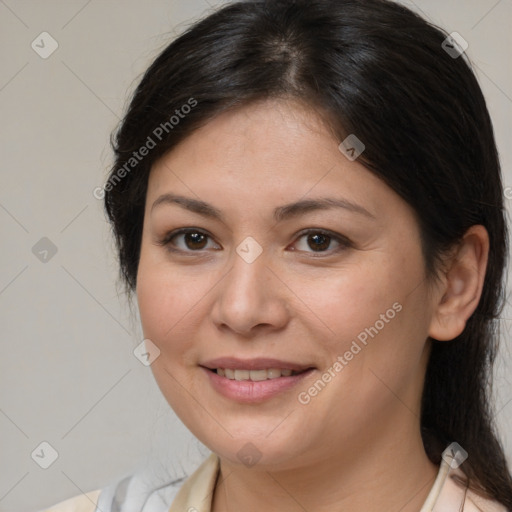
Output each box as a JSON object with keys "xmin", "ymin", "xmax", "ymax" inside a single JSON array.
[
  {"xmin": 200, "ymin": 357, "xmax": 315, "ymax": 403},
  {"xmin": 208, "ymin": 367, "xmax": 307, "ymax": 381}
]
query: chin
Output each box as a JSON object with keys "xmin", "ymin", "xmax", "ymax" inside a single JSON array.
[{"xmin": 192, "ymin": 419, "xmax": 311, "ymax": 468}]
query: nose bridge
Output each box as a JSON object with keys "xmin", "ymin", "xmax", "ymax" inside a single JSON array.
[
  {"xmin": 227, "ymin": 234, "xmax": 268, "ymax": 297},
  {"xmin": 211, "ymin": 240, "xmax": 288, "ymax": 335},
  {"xmin": 224, "ymin": 245, "xmax": 269, "ymax": 313}
]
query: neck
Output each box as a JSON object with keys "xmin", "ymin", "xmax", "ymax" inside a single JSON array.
[{"xmin": 212, "ymin": 422, "xmax": 438, "ymax": 512}]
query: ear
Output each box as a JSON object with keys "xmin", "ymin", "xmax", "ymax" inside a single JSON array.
[{"xmin": 428, "ymin": 225, "xmax": 489, "ymax": 341}]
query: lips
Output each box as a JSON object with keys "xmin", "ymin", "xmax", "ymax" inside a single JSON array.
[
  {"xmin": 217, "ymin": 368, "xmax": 297, "ymax": 381},
  {"xmin": 201, "ymin": 357, "xmax": 313, "ymax": 372},
  {"xmin": 201, "ymin": 357, "xmax": 315, "ymax": 402},
  {"xmin": 201, "ymin": 358, "xmax": 313, "ymax": 381}
]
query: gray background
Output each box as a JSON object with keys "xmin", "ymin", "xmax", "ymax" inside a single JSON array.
[{"xmin": 1, "ymin": 1, "xmax": 511, "ymax": 511}]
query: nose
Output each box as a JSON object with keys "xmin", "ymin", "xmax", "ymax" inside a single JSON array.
[{"xmin": 210, "ymin": 249, "xmax": 290, "ymax": 337}]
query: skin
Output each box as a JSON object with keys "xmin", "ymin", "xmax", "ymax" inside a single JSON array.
[{"xmin": 136, "ymin": 98, "xmax": 489, "ymax": 511}]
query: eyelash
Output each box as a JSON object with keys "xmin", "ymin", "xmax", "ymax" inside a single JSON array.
[{"xmin": 157, "ymin": 227, "xmax": 352, "ymax": 257}]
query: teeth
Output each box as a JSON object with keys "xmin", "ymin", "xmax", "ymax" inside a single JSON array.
[
  {"xmin": 234, "ymin": 369, "xmax": 250, "ymax": 381},
  {"xmin": 267, "ymin": 368, "xmax": 282, "ymax": 379},
  {"xmin": 249, "ymin": 370, "xmax": 268, "ymax": 381},
  {"xmin": 216, "ymin": 368, "xmax": 299, "ymax": 381}
]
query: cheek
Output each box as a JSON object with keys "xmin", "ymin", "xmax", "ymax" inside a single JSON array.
[
  {"xmin": 136, "ymin": 254, "xmax": 202, "ymax": 415},
  {"xmin": 136, "ymin": 266, "xmax": 174, "ymax": 343},
  {"xmin": 297, "ymin": 248, "xmax": 428, "ymax": 378},
  {"xmin": 287, "ymin": 259, "xmax": 401, "ymax": 347},
  {"xmin": 136, "ymin": 249, "xmax": 207, "ymax": 354}
]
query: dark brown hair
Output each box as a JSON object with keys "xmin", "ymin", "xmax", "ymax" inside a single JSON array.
[{"xmin": 104, "ymin": 0, "xmax": 511, "ymax": 506}]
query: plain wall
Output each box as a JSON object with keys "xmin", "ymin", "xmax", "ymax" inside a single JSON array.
[{"xmin": 1, "ymin": 1, "xmax": 511, "ymax": 510}]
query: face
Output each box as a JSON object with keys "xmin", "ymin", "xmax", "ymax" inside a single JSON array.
[{"xmin": 136, "ymin": 99, "xmax": 438, "ymax": 470}]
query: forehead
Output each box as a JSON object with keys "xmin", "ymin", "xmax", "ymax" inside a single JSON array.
[
  {"xmin": 151, "ymin": 99, "xmax": 335, "ymax": 178},
  {"xmin": 145, "ymin": 99, "xmax": 405, "ymax": 224},
  {"xmin": 153, "ymin": 101, "xmax": 331, "ymax": 176}
]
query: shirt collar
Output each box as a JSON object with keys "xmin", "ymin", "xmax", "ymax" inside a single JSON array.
[
  {"xmin": 168, "ymin": 453, "xmax": 220, "ymax": 512},
  {"xmin": 167, "ymin": 450, "xmax": 488, "ymax": 512}
]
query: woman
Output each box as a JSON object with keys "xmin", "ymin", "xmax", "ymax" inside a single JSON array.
[{"xmin": 43, "ymin": 0, "xmax": 512, "ymax": 510}]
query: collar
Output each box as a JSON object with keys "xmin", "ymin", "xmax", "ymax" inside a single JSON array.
[
  {"xmin": 168, "ymin": 453, "xmax": 220, "ymax": 512},
  {"xmin": 167, "ymin": 451, "xmax": 504, "ymax": 512}
]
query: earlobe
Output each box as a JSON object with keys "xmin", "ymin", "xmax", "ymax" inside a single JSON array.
[{"xmin": 428, "ymin": 225, "xmax": 489, "ymax": 342}]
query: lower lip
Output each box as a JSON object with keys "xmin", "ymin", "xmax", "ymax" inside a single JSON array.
[{"xmin": 202, "ymin": 367, "xmax": 315, "ymax": 403}]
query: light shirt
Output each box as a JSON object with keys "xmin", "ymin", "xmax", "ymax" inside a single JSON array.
[{"xmin": 40, "ymin": 450, "xmax": 508, "ymax": 512}]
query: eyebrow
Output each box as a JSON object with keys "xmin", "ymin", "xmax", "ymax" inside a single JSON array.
[{"xmin": 151, "ymin": 193, "xmax": 375, "ymax": 222}]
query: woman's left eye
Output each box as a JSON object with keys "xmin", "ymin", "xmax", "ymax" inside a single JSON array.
[{"xmin": 291, "ymin": 230, "xmax": 351, "ymax": 255}]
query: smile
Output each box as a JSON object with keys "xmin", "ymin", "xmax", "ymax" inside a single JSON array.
[
  {"xmin": 215, "ymin": 368, "xmax": 303, "ymax": 380},
  {"xmin": 201, "ymin": 358, "xmax": 315, "ymax": 403}
]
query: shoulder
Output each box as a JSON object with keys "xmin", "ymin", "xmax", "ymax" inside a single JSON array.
[
  {"xmin": 38, "ymin": 471, "xmax": 185, "ymax": 512},
  {"xmin": 39, "ymin": 490, "xmax": 101, "ymax": 512},
  {"xmin": 438, "ymin": 473, "xmax": 508, "ymax": 512},
  {"xmin": 464, "ymin": 486, "xmax": 509, "ymax": 512},
  {"xmin": 38, "ymin": 475, "xmax": 185, "ymax": 512},
  {"xmin": 36, "ymin": 454, "xmax": 214, "ymax": 512}
]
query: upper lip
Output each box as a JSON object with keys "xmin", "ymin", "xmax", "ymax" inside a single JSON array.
[{"xmin": 201, "ymin": 357, "xmax": 314, "ymax": 372}]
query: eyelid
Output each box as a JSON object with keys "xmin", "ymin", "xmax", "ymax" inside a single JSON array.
[
  {"xmin": 294, "ymin": 227, "xmax": 350, "ymax": 243},
  {"xmin": 158, "ymin": 227, "xmax": 352, "ymax": 255},
  {"xmin": 156, "ymin": 227, "xmax": 220, "ymax": 253},
  {"xmin": 292, "ymin": 228, "xmax": 352, "ymax": 254}
]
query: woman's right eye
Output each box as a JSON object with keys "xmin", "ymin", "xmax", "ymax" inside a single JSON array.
[{"xmin": 158, "ymin": 228, "xmax": 221, "ymax": 253}]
